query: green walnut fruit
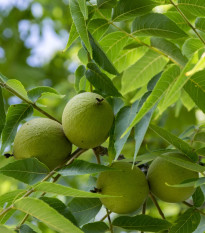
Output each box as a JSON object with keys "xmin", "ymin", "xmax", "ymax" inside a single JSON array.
[
  {"xmin": 97, "ymin": 162, "xmax": 149, "ymax": 214},
  {"xmin": 147, "ymin": 153, "xmax": 199, "ymax": 203},
  {"xmin": 62, "ymin": 92, "xmax": 114, "ymax": 149},
  {"xmin": 13, "ymin": 118, "xmax": 72, "ymax": 170}
]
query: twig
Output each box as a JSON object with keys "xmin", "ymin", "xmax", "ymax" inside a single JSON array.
[
  {"xmin": 169, "ymin": 0, "xmax": 205, "ymax": 46},
  {"xmin": 141, "ymin": 200, "xmax": 147, "ymax": 233},
  {"xmin": 100, "ymin": 210, "xmax": 112, "ymax": 221},
  {"xmin": 149, "ymin": 192, "xmax": 165, "ymax": 219},
  {"xmin": 0, "ymin": 81, "xmax": 60, "ymax": 123},
  {"xmin": 106, "ymin": 208, "xmax": 114, "ymax": 233},
  {"xmin": 183, "ymin": 201, "xmax": 205, "ymax": 216},
  {"xmin": 0, "ymin": 148, "xmax": 87, "ymax": 218}
]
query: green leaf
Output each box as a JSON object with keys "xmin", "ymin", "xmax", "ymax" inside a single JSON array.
[
  {"xmin": 69, "ymin": 0, "xmax": 92, "ymax": 55},
  {"xmin": 195, "ymin": 17, "xmax": 205, "ymax": 32},
  {"xmin": 88, "ymin": 33, "xmax": 119, "ymax": 75},
  {"xmin": 82, "ymin": 222, "xmax": 109, "ymax": 233},
  {"xmin": 108, "ymin": 101, "xmax": 139, "ymax": 160},
  {"xmin": 68, "ymin": 198, "xmax": 102, "ymax": 226},
  {"xmin": 0, "ymin": 73, "xmax": 8, "ymax": 82},
  {"xmin": 27, "ymin": 86, "xmax": 63, "ymax": 102},
  {"xmin": 169, "ymin": 208, "xmax": 201, "ymax": 233},
  {"xmin": 97, "ymin": 0, "xmax": 117, "ymax": 9},
  {"xmin": 88, "ymin": 19, "xmax": 109, "ymax": 41},
  {"xmin": 178, "ymin": 0, "xmax": 205, "ymax": 17},
  {"xmin": 182, "ymin": 38, "xmax": 204, "ymax": 58},
  {"xmin": 181, "ymin": 89, "xmax": 195, "ymax": 111},
  {"xmin": 0, "ymin": 225, "xmax": 16, "ymax": 233},
  {"xmin": 157, "ymin": 153, "xmax": 204, "ymax": 173},
  {"xmin": 126, "ymin": 65, "xmax": 180, "ymax": 132},
  {"xmin": 19, "ymin": 225, "xmax": 37, "ymax": 233},
  {"xmin": 1, "ymin": 104, "xmax": 33, "ymax": 154},
  {"xmin": 34, "ymin": 182, "xmax": 118, "ymax": 198},
  {"xmin": 0, "ymin": 158, "xmax": 49, "ymax": 184},
  {"xmin": 0, "ymin": 87, "xmax": 6, "ymax": 138},
  {"xmin": 113, "ymin": 214, "xmax": 172, "ymax": 232},
  {"xmin": 40, "ymin": 197, "xmax": 76, "ymax": 224},
  {"xmin": 85, "ymin": 63, "xmax": 121, "ymax": 97},
  {"xmin": 122, "ymin": 49, "xmax": 168, "ymax": 94},
  {"xmin": 186, "ymin": 53, "xmax": 205, "ymax": 76},
  {"xmin": 6, "ymin": 79, "xmax": 29, "ymax": 102},
  {"xmin": 151, "ymin": 37, "xmax": 188, "ymax": 67},
  {"xmin": 158, "ymin": 52, "xmax": 197, "ymax": 111},
  {"xmin": 0, "ymin": 190, "xmax": 26, "ymax": 208},
  {"xmin": 193, "ymin": 187, "xmax": 205, "ymax": 207},
  {"xmin": 14, "ymin": 197, "xmax": 83, "ymax": 233},
  {"xmin": 58, "ymin": 159, "xmax": 114, "ymax": 176},
  {"xmin": 149, "ymin": 124, "xmax": 198, "ymax": 162},
  {"xmin": 112, "ymin": 0, "xmax": 157, "ymax": 22},
  {"xmin": 64, "ymin": 23, "xmax": 79, "ymax": 52},
  {"xmin": 99, "ymin": 32, "xmax": 129, "ymax": 61},
  {"xmin": 132, "ymin": 13, "xmax": 187, "ymax": 39},
  {"xmin": 78, "ymin": 0, "xmax": 88, "ymax": 20},
  {"xmin": 75, "ymin": 65, "xmax": 86, "ymax": 91},
  {"xmin": 184, "ymin": 70, "xmax": 205, "ymax": 113}
]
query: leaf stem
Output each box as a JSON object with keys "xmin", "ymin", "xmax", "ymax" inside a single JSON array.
[
  {"xmin": 183, "ymin": 201, "xmax": 205, "ymax": 216},
  {"xmin": 149, "ymin": 192, "xmax": 165, "ymax": 219},
  {"xmin": 169, "ymin": 0, "xmax": 205, "ymax": 46},
  {"xmin": 0, "ymin": 81, "xmax": 61, "ymax": 123},
  {"xmin": 106, "ymin": 208, "xmax": 114, "ymax": 233}
]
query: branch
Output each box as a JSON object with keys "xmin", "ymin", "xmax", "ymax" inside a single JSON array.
[
  {"xmin": 0, "ymin": 148, "xmax": 87, "ymax": 219},
  {"xmin": 169, "ymin": 0, "xmax": 205, "ymax": 46},
  {"xmin": 106, "ymin": 208, "xmax": 114, "ymax": 233},
  {"xmin": 149, "ymin": 192, "xmax": 165, "ymax": 219},
  {"xmin": 0, "ymin": 81, "xmax": 61, "ymax": 123}
]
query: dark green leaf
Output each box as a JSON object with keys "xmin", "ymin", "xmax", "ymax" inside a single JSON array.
[
  {"xmin": 78, "ymin": 0, "xmax": 88, "ymax": 20},
  {"xmin": 149, "ymin": 124, "xmax": 198, "ymax": 162},
  {"xmin": 82, "ymin": 222, "xmax": 109, "ymax": 233},
  {"xmin": 75, "ymin": 65, "xmax": 86, "ymax": 91},
  {"xmin": 19, "ymin": 225, "xmax": 37, "ymax": 233},
  {"xmin": 1, "ymin": 104, "xmax": 33, "ymax": 154},
  {"xmin": 14, "ymin": 197, "xmax": 83, "ymax": 233},
  {"xmin": 132, "ymin": 13, "xmax": 187, "ymax": 39},
  {"xmin": 0, "ymin": 87, "xmax": 6, "ymax": 138},
  {"xmin": 69, "ymin": 0, "xmax": 92, "ymax": 55},
  {"xmin": 108, "ymin": 101, "xmax": 139, "ymax": 160},
  {"xmin": 193, "ymin": 187, "xmax": 205, "ymax": 207},
  {"xmin": 40, "ymin": 197, "xmax": 76, "ymax": 224},
  {"xmin": 0, "ymin": 158, "xmax": 49, "ymax": 184},
  {"xmin": 58, "ymin": 159, "xmax": 114, "ymax": 176},
  {"xmin": 178, "ymin": 0, "xmax": 205, "ymax": 17},
  {"xmin": 184, "ymin": 70, "xmax": 205, "ymax": 113},
  {"xmin": 85, "ymin": 63, "xmax": 121, "ymax": 97},
  {"xmin": 112, "ymin": 0, "xmax": 157, "ymax": 22},
  {"xmin": 97, "ymin": 0, "xmax": 117, "ymax": 9},
  {"xmin": 88, "ymin": 33, "xmax": 119, "ymax": 75},
  {"xmin": 151, "ymin": 37, "xmax": 187, "ymax": 67},
  {"xmin": 68, "ymin": 198, "xmax": 102, "ymax": 226},
  {"xmin": 169, "ymin": 208, "xmax": 201, "ymax": 233},
  {"xmin": 113, "ymin": 214, "xmax": 172, "ymax": 231}
]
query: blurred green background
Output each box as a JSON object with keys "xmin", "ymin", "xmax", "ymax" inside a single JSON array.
[{"xmin": 1, "ymin": 0, "xmax": 205, "ymax": 232}]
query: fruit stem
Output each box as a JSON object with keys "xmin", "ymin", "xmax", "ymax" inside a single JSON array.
[
  {"xmin": 100, "ymin": 210, "xmax": 112, "ymax": 221},
  {"xmin": 106, "ymin": 208, "xmax": 114, "ymax": 233},
  {"xmin": 141, "ymin": 201, "xmax": 147, "ymax": 233},
  {"xmin": 149, "ymin": 192, "xmax": 165, "ymax": 219},
  {"xmin": 96, "ymin": 98, "xmax": 104, "ymax": 104}
]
